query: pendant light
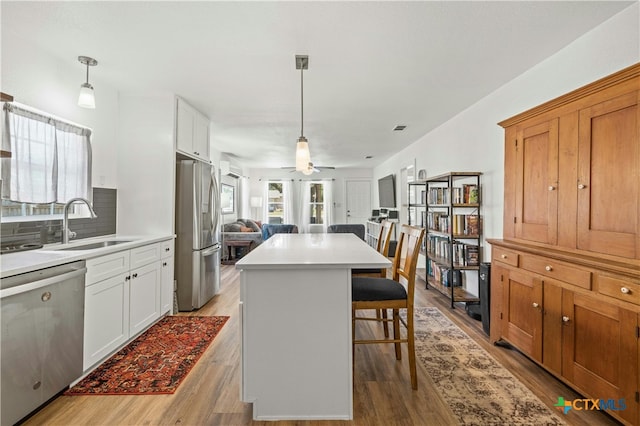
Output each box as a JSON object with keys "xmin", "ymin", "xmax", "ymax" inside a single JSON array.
[
  {"xmin": 77, "ymin": 56, "xmax": 98, "ymax": 109},
  {"xmin": 295, "ymin": 55, "xmax": 311, "ymax": 171}
]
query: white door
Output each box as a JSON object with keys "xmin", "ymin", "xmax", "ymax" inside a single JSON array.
[{"xmin": 345, "ymin": 180, "xmax": 371, "ymax": 225}]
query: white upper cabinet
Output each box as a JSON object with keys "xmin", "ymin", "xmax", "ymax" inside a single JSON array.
[{"xmin": 176, "ymin": 97, "xmax": 210, "ymax": 162}]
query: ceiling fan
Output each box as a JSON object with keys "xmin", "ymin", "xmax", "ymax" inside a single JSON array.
[{"xmin": 282, "ymin": 162, "xmax": 335, "ymax": 173}]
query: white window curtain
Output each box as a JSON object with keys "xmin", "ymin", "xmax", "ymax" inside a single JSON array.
[
  {"xmin": 299, "ymin": 181, "xmax": 312, "ymax": 233},
  {"xmin": 324, "ymin": 180, "xmax": 334, "ymax": 231},
  {"xmin": 282, "ymin": 180, "xmax": 294, "ymax": 224},
  {"xmin": 261, "ymin": 181, "xmax": 270, "ymax": 223},
  {"xmin": 1, "ymin": 103, "xmax": 92, "ymax": 204}
]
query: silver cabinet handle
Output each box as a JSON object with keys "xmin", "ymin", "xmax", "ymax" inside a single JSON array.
[
  {"xmin": 621, "ymin": 287, "xmax": 631, "ymax": 294},
  {"xmin": 548, "ymin": 185, "xmax": 555, "ymax": 191},
  {"xmin": 501, "ymin": 254, "xmax": 507, "ymax": 259},
  {"xmin": 545, "ymin": 265, "xmax": 553, "ymax": 272},
  {"xmin": 562, "ymin": 316, "xmax": 570, "ymax": 322},
  {"xmin": 532, "ymin": 302, "xmax": 539, "ymax": 308},
  {"xmin": 578, "ymin": 184, "xmax": 586, "ymax": 189}
]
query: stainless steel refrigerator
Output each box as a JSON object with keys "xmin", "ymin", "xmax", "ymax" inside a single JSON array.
[{"xmin": 175, "ymin": 159, "xmax": 221, "ymax": 311}]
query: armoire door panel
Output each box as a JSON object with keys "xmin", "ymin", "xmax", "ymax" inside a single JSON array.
[
  {"xmin": 515, "ymin": 119, "xmax": 559, "ymax": 245},
  {"xmin": 542, "ymin": 281, "xmax": 562, "ymax": 375},
  {"xmin": 577, "ymin": 90, "xmax": 639, "ymax": 259},
  {"xmin": 562, "ymin": 290, "xmax": 638, "ymax": 425},
  {"xmin": 502, "ymin": 269, "xmax": 543, "ymax": 362}
]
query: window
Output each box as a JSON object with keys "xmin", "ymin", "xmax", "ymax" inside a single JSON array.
[
  {"xmin": 1, "ymin": 103, "xmax": 92, "ymax": 222},
  {"xmin": 309, "ymin": 182, "xmax": 325, "ymax": 224},
  {"xmin": 267, "ymin": 182, "xmax": 284, "ymax": 224}
]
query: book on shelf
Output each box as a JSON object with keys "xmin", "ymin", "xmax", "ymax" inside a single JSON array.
[
  {"xmin": 465, "ymin": 245, "xmax": 480, "ymax": 266},
  {"xmin": 451, "ymin": 214, "xmax": 480, "ymax": 236},
  {"xmin": 462, "ymin": 184, "xmax": 479, "ymax": 204},
  {"xmin": 465, "ymin": 215, "xmax": 480, "ymax": 235},
  {"xmin": 452, "ymin": 187, "xmax": 463, "ymax": 204}
]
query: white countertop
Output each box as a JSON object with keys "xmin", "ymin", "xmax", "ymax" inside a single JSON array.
[
  {"xmin": 235, "ymin": 233, "xmax": 390, "ymax": 270},
  {"xmin": 0, "ymin": 234, "xmax": 175, "ymax": 278}
]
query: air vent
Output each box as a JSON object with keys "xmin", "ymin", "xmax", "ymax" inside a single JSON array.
[{"xmin": 393, "ymin": 125, "xmax": 407, "ymax": 131}]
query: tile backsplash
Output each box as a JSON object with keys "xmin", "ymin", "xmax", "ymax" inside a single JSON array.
[{"xmin": 1, "ymin": 188, "xmax": 117, "ymax": 246}]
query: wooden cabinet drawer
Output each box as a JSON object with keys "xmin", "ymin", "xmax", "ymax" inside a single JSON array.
[
  {"xmin": 493, "ymin": 248, "xmax": 519, "ymax": 267},
  {"xmin": 598, "ymin": 274, "xmax": 640, "ymax": 305},
  {"xmin": 520, "ymin": 255, "xmax": 592, "ymax": 290}
]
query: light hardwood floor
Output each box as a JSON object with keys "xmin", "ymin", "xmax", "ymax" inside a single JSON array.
[{"xmin": 24, "ymin": 265, "xmax": 620, "ymax": 425}]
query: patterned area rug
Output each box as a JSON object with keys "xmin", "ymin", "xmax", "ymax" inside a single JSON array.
[
  {"xmin": 66, "ymin": 315, "xmax": 229, "ymax": 395},
  {"xmin": 412, "ymin": 307, "xmax": 565, "ymax": 425}
]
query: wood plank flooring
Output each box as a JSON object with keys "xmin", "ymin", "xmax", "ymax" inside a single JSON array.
[{"xmin": 24, "ymin": 265, "xmax": 620, "ymax": 425}]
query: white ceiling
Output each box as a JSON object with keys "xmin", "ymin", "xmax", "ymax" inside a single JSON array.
[{"xmin": 1, "ymin": 1, "xmax": 634, "ymax": 169}]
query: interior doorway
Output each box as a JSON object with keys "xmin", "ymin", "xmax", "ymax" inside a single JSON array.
[{"xmin": 345, "ymin": 180, "xmax": 371, "ymax": 225}]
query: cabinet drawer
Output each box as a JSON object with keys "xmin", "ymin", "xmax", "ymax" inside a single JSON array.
[
  {"xmin": 161, "ymin": 239, "xmax": 174, "ymax": 259},
  {"xmin": 130, "ymin": 243, "xmax": 161, "ymax": 269},
  {"xmin": 520, "ymin": 255, "xmax": 591, "ymax": 290},
  {"xmin": 86, "ymin": 250, "xmax": 130, "ymax": 285},
  {"xmin": 598, "ymin": 274, "xmax": 640, "ymax": 305},
  {"xmin": 493, "ymin": 248, "xmax": 519, "ymax": 267}
]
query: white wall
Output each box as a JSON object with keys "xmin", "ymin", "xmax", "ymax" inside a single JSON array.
[
  {"xmin": 1, "ymin": 30, "xmax": 120, "ymax": 189},
  {"xmin": 373, "ymin": 3, "xmax": 640, "ymax": 261}
]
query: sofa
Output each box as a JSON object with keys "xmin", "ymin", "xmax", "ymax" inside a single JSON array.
[{"xmin": 221, "ymin": 219, "xmax": 263, "ymax": 261}]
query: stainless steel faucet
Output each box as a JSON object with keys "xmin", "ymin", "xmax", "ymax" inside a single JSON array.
[{"xmin": 62, "ymin": 197, "xmax": 98, "ymax": 244}]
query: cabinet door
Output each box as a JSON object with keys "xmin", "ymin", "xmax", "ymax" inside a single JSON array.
[
  {"xmin": 577, "ymin": 90, "xmax": 639, "ymax": 259},
  {"xmin": 160, "ymin": 256, "xmax": 174, "ymax": 314},
  {"xmin": 489, "ymin": 263, "xmax": 506, "ymax": 344},
  {"xmin": 562, "ymin": 290, "xmax": 638, "ymax": 425},
  {"xmin": 501, "ymin": 268, "xmax": 543, "ymax": 362},
  {"xmin": 84, "ymin": 274, "xmax": 130, "ymax": 370},
  {"xmin": 176, "ymin": 98, "xmax": 195, "ymax": 154},
  {"xmin": 129, "ymin": 261, "xmax": 161, "ymax": 336},
  {"xmin": 542, "ymin": 280, "xmax": 562, "ymax": 376},
  {"xmin": 514, "ymin": 118, "xmax": 559, "ymax": 245},
  {"xmin": 193, "ymin": 111, "xmax": 210, "ymax": 161}
]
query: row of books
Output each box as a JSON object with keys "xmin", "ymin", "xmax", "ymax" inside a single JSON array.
[
  {"xmin": 424, "ymin": 212, "xmax": 480, "ymax": 236},
  {"xmin": 423, "ymin": 185, "xmax": 480, "ymax": 205},
  {"xmin": 452, "ymin": 214, "xmax": 480, "ymax": 236},
  {"xmin": 427, "ymin": 260, "xmax": 463, "ymax": 288},
  {"xmin": 426, "ymin": 235, "xmax": 480, "ymax": 266}
]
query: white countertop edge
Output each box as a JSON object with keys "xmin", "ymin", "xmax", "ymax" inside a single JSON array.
[
  {"xmin": 1, "ymin": 234, "xmax": 175, "ymax": 278},
  {"xmin": 235, "ymin": 261, "xmax": 391, "ymax": 270}
]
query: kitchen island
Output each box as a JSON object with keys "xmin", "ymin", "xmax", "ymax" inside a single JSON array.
[{"xmin": 235, "ymin": 233, "xmax": 391, "ymax": 420}]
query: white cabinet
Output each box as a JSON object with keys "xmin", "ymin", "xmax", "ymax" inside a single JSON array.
[
  {"xmin": 128, "ymin": 261, "xmax": 161, "ymax": 336},
  {"xmin": 160, "ymin": 239, "xmax": 175, "ymax": 315},
  {"xmin": 83, "ymin": 242, "xmax": 163, "ymax": 371},
  {"xmin": 176, "ymin": 97, "xmax": 210, "ymax": 162}
]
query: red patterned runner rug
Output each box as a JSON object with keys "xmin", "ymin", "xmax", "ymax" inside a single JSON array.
[{"xmin": 65, "ymin": 315, "xmax": 229, "ymax": 395}]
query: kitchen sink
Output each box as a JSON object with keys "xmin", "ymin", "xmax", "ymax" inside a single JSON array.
[{"xmin": 57, "ymin": 240, "xmax": 133, "ymax": 251}]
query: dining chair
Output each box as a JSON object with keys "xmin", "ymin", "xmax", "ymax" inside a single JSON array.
[
  {"xmin": 327, "ymin": 224, "xmax": 366, "ymax": 241},
  {"xmin": 352, "ymin": 220, "xmax": 395, "ymax": 336},
  {"xmin": 352, "ymin": 224, "xmax": 425, "ymax": 390}
]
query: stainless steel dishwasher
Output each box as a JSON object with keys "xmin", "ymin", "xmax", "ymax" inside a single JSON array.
[{"xmin": 1, "ymin": 260, "xmax": 86, "ymax": 426}]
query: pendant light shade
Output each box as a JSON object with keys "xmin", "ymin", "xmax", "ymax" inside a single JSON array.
[
  {"xmin": 296, "ymin": 136, "xmax": 311, "ymax": 171},
  {"xmin": 78, "ymin": 56, "xmax": 97, "ymax": 109},
  {"xmin": 78, "ymin": 83, "xmax": 95, "ymax": 109},
  {"xmin": 295, "ymin": 55, "xmax": 311, "ymax": 171}
]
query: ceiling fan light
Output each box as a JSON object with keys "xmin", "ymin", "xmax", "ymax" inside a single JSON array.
[
  {"xmin": 302, "ymin": 163, "xmax": 314, "ymax": 175},
  {"xmin": 78, "ymin": 83, "xmax": 95, "ymax": 109},
  {"xmin": 295, "ymin": 137, "xmax": 311, "ymax": 171}
]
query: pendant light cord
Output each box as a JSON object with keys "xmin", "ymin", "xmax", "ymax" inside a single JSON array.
[
  {"xmin": 300, "ymin": 62, "xmax": 304, "ymax": 137},
  {"xmin": 86, "ymin": 63, "xmax": 90, "ymax": 84}
]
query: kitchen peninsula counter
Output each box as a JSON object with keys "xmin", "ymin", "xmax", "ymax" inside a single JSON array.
[{"xmin": 236, "ymin": 233, "xmax": 391, "ymax": 420}]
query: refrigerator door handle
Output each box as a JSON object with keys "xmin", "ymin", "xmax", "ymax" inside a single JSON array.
[
  {"xmin": 210, "ymin": 172, "xmax": 220, "ymax": 236},
  {"xmin": 202, "ymin": 245, "xmax": 219, "ymax": 257}
]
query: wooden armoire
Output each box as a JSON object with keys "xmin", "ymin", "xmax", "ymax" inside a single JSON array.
[{"xmin": 489, "ymin": 63, "xmax": 640, "ymax": 426}]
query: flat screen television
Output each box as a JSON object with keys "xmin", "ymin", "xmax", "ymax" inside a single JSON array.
[{"xmin": 378, "ymin": 174, "xmax": 396, "ymax": 208}]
